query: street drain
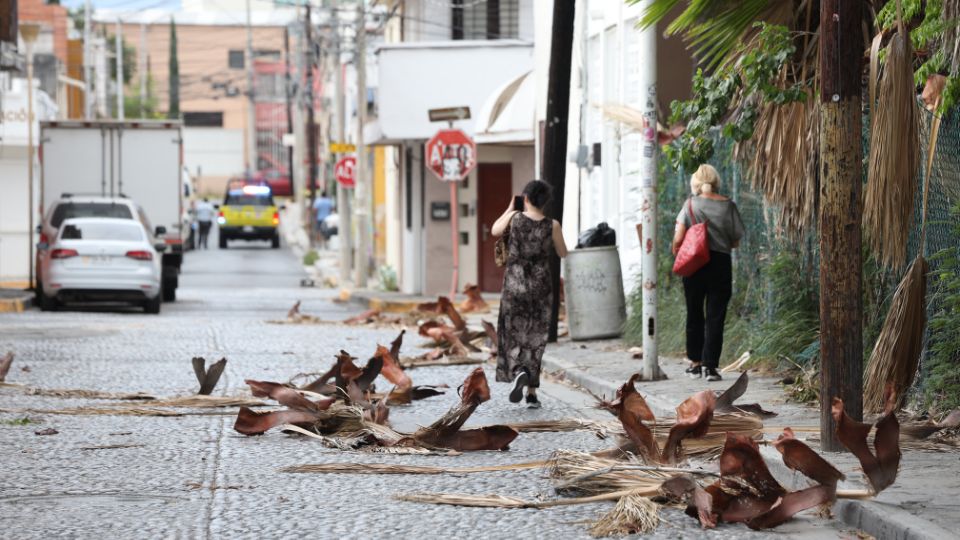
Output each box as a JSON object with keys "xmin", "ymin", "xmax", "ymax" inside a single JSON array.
[{"xmin": 0, "ymin": 493, "xmax": 181, "ymax": 509}]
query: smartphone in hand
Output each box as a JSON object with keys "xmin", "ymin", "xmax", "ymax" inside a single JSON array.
[{"xmin": 513, "ymin": 196, "xmax": 524, "ymax": 211}]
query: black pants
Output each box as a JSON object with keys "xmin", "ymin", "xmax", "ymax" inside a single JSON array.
[
  {"xmin": 682, "ymin": 251, "xmax": 732, "ymax": 369},
  {"xmin": 198, "ymin": 221, "xmax": 212, "ymax": 249}
]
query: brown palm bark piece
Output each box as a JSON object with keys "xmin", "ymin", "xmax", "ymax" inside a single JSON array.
[
  {"xmin": 245, "ymin": 380, "xmax": 334, "ymax": 412},
  {"xmin": 344, "ymin": 309, "xmax": 380, "ymax": 325},
  {"xmin": 746, "ymin": 485, "xmax": 834, "ymax": 530},
  {"xmin": 460, "ymin": 284, "xmax": 490, "ymax": 313},
  {"xmin": 438, "ymin": 296, "xmax": 467, "ymax": 331},
  {"xmin": 831, "ymin": 391, "xmax": 901, "ymax": 494},
  {"xmin": 662, "ymin": 390, "xmax": 716, "ymax": 464},
  {"xmin": 0, "ymin": 352, "xmax": 13, "ymax": 382},
  {"xmin": 480, "ymin": 320, "xmax": 498, "ymax": 355},
  {"xmin": 389, "ymin": 330, "xmax": 406, "ymax": 363},
  {"xmin": 719, "ymin": 433, "xmax": 786, "ymax": 502},
  {"xmin": 772, "ymin": 428, "xmax": 845, "ymax": 488},
  {"xmin": 192, "ymin": 357, "xmax": 227, "ymax": 395},
  {"xmin": 661, "ymin": 475, "xmax": 717, "ymax": 529},
  {"xmin": 234, "ymin": 407, "xmax": 320, "ymax": 435},
  {"xmin": 714, "ymin": 371, "xmax": 748, "ymax": 412},
  {"xmin": 599, "ymin": 374, "xmax": 659, "ymax": 461}
]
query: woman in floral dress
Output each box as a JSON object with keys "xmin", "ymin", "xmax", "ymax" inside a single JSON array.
[{"xmin": 491, "ymin": 180, "xmax": 568, "ymax": 408}]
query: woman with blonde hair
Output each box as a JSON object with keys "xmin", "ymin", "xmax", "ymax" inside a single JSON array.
[{"xmin": 671, "ymin": 164, "xmax": 745, "ymax": 381}]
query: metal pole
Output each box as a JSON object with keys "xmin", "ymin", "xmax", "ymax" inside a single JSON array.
[
  {"xmin": 334, "ymin": 4, "xmax": 350, "ymax": 284},
  {"xmin": 284, "ymin": 25, "xmax": 295, "ymax": 198},
  {"xmin": 305, "ymin": 4, "xmax": 318, "ymax": 239},
  {"xmin": 139, "ymin": 23, "xmax": 147, "ymax": 118},
  {"xmin": 638, "ymin": 0, "xmax": 663, "ymax": 380},
  {"xmin": 83, "ymin": 0, "xmax": 92, "ymax": 118},
  {"xmin": 245, "ymin": 0, "xmax": 257, "ymax": 174},
  {"xmin": 115, "ymin": 19, "xmax": 124, "ymax": 120},
  {"xmin": 354, "ymin": 0, "xmax": 368, "ymax": 287},
  {"xmin": 26, "ymin": 39, "xmax": 36, "ymax": 289},
  {"xmin": 449, "ymin": 181, "xmax": 459, "ymax": 298}
]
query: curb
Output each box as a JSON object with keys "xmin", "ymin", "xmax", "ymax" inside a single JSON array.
[
  {"xmin": 0, "ymin": 294, "xmax": 34, "ymax": 313},
  {"xmin": 542, "ymin": 352, "xmax": 951, "ymax": 540}
]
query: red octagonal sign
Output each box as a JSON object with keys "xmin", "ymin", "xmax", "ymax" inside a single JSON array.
[
  {"xmin": 335, "ymin": 156, "xmax": 356, "ymax": 188},
  {"xmin": 426, "ymin": 129, "xmax": 476, "ymax": 181}
]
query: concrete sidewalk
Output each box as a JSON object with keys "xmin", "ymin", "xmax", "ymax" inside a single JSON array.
[
  {"xmin": 0, "ymin": 288, "xmax": 34, "ymax": 313},
  {"xmin": 541, "ymin": 340, "xmax": 956, "ymax": 540}
]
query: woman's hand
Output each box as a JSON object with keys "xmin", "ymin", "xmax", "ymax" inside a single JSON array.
[{"xmin": 491, "ymin": 199, "xmax": 519, "ymax": 238}]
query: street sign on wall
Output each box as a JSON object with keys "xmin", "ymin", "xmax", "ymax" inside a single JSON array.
[
  {"xmin": 425, "ymin": 129, "xmax": 476, "ymax": 182},
  {"xmin": 330, "ymin": 142, "xmax": 356, "ymax": 153},
  {"xmin": 335, "ymin": 156, "xmax": 356, "ymax": 188}
]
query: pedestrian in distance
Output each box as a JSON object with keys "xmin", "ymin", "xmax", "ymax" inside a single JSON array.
[
  {"xmin": 672, "ymin": 164, "xmax": 745, "ymax": 382},
  {"xmin": 491, "ymin": 180, "xmax": 568, "ymax": 409},
  {"xmin": 313, "ymin": 190, "xmax": 335, "ymax": 249},
  {"xmin": 195, "ymin": 197, "xmax": 216, "ymax": 249}
]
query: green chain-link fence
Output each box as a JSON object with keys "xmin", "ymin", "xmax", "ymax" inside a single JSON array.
[{"xmin": 629, "ymin": 104, "xmax": 960, "ymax": 401}]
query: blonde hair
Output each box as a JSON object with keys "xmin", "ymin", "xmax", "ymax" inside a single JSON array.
[{"xmin": 690, "ymin": 164, "xmax": 721, "ymax": 195}]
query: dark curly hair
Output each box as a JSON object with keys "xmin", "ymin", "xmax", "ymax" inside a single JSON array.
[{"xmin": 522, "ymin": 180, "xmax": 552, "ymax": 210}]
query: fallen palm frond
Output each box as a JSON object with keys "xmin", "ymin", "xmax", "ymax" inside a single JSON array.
[
  {"xmin": 281, "ymin": 461, "xmax": 546, "ymax": 475},
  {"xmin": 862, "ymin": 255, "xmax": 928, "ymax": 413},
  {"xmin": 396, "ymin": 488, "xmax": 649, "ymax": 510},
  {"xmin": 548, "ymin": 450, "xmax": 705, "ymax": 496},
  {"xmin": 25, "ymin": 388, "xmax": 157, "ymax": 400},
  {"xmin": 460, "ymin": 284, "xmax": 490, "ymax": 313},
  {"xmin": 192, "ymin": 357, "xmax": 227, "ymax": 396},
  {"xmin": 597, "ymin": 412, "xmax": 763, "ymax": 461},
  {"xmin": 507, "ymin": 418, "xmax": 619, "ymax": 434},
  {"xmin": 79, "ymin": 444, "xmax": 146, "ymax": 451},
  {"xmin": 0, "ymin": 406, "xmax": 226, "ymax": 417},
  {"xmin": 588, "ymin": 491, "xmax": 660, "ymax": 537},
  {"xmin": 0, "ymin": 352, "xmax": 13, "ymax": 382},
  {"xmin": 833, "ymin": 388, "xmax": 901, "ymax": 494},
  {"xmin": 147, "ymin": 395, "xmax": 266, "ymax": 408},
  {"xmin": 399, "ymin": 355, "xmax": 485, "ymax": 370},
  {"xmin": 864, "ymin": 26, "xmax": 920, "ymax": 269}
]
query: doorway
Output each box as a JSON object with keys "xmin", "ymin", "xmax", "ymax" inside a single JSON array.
[{"xmin": 477, "ymin": 163, "xmax": 512, "ymax": 292}]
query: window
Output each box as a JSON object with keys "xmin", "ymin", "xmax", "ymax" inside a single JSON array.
[
  {"xmin": 452, "ymin": 0, "xmax": 519, "ymax": 40},
  {"xmin": 183, "ymin": 112, "xmax": 224, "ymax": 127},
  {"xmin": 228, "ymin": 50, "xmax": 244, "ymax": 69},
  {"xmin": 51, "ymin": 203, "xmax": 133, "ymax": 228},
  {"xmin": 59, "ymin": 221, "xmax": 144, "ymax": 242}
]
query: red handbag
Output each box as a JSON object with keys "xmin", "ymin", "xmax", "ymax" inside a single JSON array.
[{"xmin": 673, "ymin": 198, "xmax": 711, "ymax": 277}]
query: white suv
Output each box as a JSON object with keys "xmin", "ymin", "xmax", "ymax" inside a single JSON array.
[{"xmin": 37, "ymin": 196, "xmax": 166, "ymax": 290}]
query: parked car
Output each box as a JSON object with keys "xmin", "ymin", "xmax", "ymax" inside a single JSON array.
[
  {"xmin": 37, "ymin": 218, "xmax": 164, "ymax": 314},
  {"xmin": 253, "ymin": 168, "xmax": 291, "ymax": 197},
  {"xmin": 37, "ymin": 195, "xmax": 174, "ymax": 300},
  {"xmin": 217, "ymin": 181, "xmax": 281, "ymax": 249}
]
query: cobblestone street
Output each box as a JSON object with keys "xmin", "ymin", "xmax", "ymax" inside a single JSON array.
[{"xmin": 1, "ymin": 242, "xmax": 853, "ymax": 539}]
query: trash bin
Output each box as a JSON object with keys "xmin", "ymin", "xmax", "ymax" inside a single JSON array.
[{"xmin": 563, "ymin": 245, "xmax": 627, "ymax": 340}]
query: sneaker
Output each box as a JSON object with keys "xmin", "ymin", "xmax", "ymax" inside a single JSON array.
[
  {"xmin": 525, "ymin": 394, "xmax": 541, "ymax": 409},
  {"xmin": 685, "ymin": 365, "xmax": 703, "ymax": 379},
  {"xmin": 705, "ymin": 368, "xmax": 722, "ymax": 382},
  {"xmin": 509, "ymin": 371, "xmax": 529, "ymax": 403}
]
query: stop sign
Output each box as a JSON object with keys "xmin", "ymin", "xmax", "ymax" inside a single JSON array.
[
  {"xmin": 335, "ymin": 156, "xmax": 356, "ymax": 188},
  {"xmin": 425, "ymin": 129, "xmax": 476, "ymax": 181}
]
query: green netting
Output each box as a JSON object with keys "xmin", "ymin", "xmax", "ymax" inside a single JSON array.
[{"xmin": 648, "ymin": 104, "xmax": 960, "ymax": 392}]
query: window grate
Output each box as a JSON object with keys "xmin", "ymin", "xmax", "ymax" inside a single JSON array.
[{"xmin": 452, "ymin": 0, "xmax": 518, "ymax": 40}]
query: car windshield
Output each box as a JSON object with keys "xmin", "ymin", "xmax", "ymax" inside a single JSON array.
[
  {"xmin": 225, "ymin": 194, "xmax": 274, "ymax": 206},
  {"xmin": 51, "ymin": 203, "xmax": 133, "ymax": 227},
  {"xmin": 60, "ymin": 222, "xmax": 144, "ymax": 242}
]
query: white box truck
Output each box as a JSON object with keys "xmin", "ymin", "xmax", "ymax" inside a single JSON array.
[{"xmin": 39, "ymin": 120, "xmax": 188, "ymax": 300}]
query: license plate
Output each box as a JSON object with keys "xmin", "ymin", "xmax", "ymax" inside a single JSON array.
[
  {"xmin": 243, "ymin": 226, "xmax": 254, "ymax": 233},
  {"xmin": 82, "ymin": 256, "xmax": 111, "ymax": 266}
]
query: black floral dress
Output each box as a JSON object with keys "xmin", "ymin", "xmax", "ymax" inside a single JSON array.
[{"xmin": 496, "ymin": 213, "xmax": 554, "ymax": 388}]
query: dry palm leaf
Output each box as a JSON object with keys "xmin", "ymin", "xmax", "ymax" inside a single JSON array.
[
  {"xmin": 281, "ymin": 461, "xmax": 545, "ymax": 475},
  {"xmin": 548, "ymin": 450, "xmax": 710, "ymax": 496},
  {"xmin": 507, "ymin": 418, "xmax": 619, "ymax": 433},
  {"xmin": 192, "ymin": 357, "xmax": 227, "ymax": 396},
  {"xmin": 25, "ymin": 388, "xmax": 156, "ymax": 400},
  {"xmin": 0, "ymin": 406, "xmax": 219, "ymax": 417},
  {"xmin": 588, "ymin": 491, "xmax": 660, "ymax": 537},
  {"xmin": 832, "ymin": 388, "xmax": 901, "ymax": 494},
  {"xmin": 396, "ymin": 488, "xmax": 650, "ymax": 510},
  {"xmin": 460, "ymin": 284, "xmax": 490, "ymax": 313},
  {"xmin": 864, "ymin": 23, "xmax": 920, "ymax": 269},
  {"xmin": 862, "ymin": 255, "xmax": 928, "ymax": 413}
]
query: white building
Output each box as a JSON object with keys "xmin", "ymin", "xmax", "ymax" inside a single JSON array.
[{"xmin": 0, "ymin": 78, "xmax": 58, "ymax": 286}]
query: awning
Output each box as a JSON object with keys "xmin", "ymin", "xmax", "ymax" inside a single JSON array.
[{"xmin": 474, "ymin": 71, "xmax": 534, "ymax": 145}]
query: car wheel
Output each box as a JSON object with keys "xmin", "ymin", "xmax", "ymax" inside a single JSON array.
[
  {"xmin": 271, "ymin": 234, "xmax": 280, "ymax": 249},
  {"xmin": 38, "ymin": 291, "xmax": 58, "ymax": 312},
  {"xmin": 144, "ymin": 294, "xmax": 161, "ymax": 314},
  {"xmin": 219, "ymin": 235, "xmax": 228, "ymax": 249}
]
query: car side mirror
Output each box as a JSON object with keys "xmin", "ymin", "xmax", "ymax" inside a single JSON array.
[
  {"xmin": 279, "ymin": 204, "xmax": 287, "ymax": 210},
  {"xmin": 214, "ymin": 204, "xmax": 221, "ymax": 209},
  {"xmin": 154, "ymin": 242, "xmax": 168, "ymax": 252},
  {"xmin": 154, "ymin": 226, "xmax": 167, "ymax": 236}
]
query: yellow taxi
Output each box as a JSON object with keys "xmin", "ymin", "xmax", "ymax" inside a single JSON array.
[{"xmin": 217, "ymin": 181, "xmax": 281, "ymax": 249}]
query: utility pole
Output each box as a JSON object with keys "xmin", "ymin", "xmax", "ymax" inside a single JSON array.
[
  {"xmin": 333, "ymin": 2, "xmax": 351, "ymax": 286},
  {"xmin": 638, "ymin": 0, "xmax": 663, "ymax": 380},
  {"xmin": 139, "ymin": 23, "xmax": 147, "ymax": 118},
  {"xmin": 542, "ymin": 0, "xmax": 575, "ymax": 341},
  {"xmin": 83, "ymin": 0, "xmax": 92, "ymax": 118},
  {"xmin": 115, "ymin": 18, "xmax": 124, "ymax": 120},
  {"xmin": 354, "ymin": 0, "xmax": 369, "ymax": 287},
  {"xmin": 818, "ymin": 0, "xmax": 863, "ymax": 451},
  {"xmin": 305, "ymin": 4, "xmax": 319, "ymax": 238},
  {"xmin": 245, "ymin": 0, "xmax": 257, "ymax": 174},
  {"xmin": 284, "ymin": 25, "xmax": 295, "ymax": 198}
]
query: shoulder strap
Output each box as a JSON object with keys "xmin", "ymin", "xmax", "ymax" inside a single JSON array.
[{"xmin": 687, "ymin": 197, "xmax": 699, "ymax": 225}]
